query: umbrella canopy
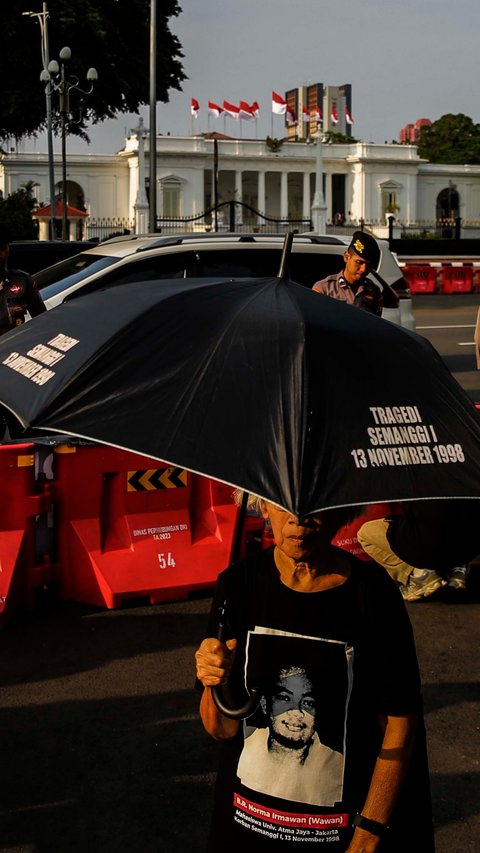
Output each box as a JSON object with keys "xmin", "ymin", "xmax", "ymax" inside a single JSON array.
[{"xmin": 1, "ymin": 276, "xmax": 480, "ymax": 517}]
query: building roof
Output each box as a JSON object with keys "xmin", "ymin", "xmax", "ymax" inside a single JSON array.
[{"xmin": 35, "ymin": 200, "xmax": 88, "ymax": 218}]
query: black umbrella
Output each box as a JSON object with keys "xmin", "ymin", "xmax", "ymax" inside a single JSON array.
[{"xmin": 1, "ymin": 276, "xmax": 480, "ymax": 517}]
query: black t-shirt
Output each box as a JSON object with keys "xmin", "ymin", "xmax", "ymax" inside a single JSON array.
[{"xmin": 203, "ymin": 549, "xmax": 434, "ymax": 852}]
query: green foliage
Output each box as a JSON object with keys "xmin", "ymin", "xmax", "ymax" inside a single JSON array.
[
  {"xmin": 417, "ymin": 114, "xmax": 480, "ymax": 164},
  {"xmin": 323, "ymin": 130, "xmax": 359, "ymax": 144},
  {"xmin": 0, "ymin": 182, "xmax": 39, "ymax": 239},
  {"xmin": 0, "ymin": 0, "xmax": 186, "ymax": 141}
]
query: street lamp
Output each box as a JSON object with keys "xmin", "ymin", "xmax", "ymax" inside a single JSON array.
[
  {"xmin": 23, "ymin": 3, "xmax": 56, "ymax": 240},
  {"xmin": 311, "ymin": 125, "xmax": 328, "ymax": 233},
  {"xmin": 42, "ymin": 47, "xmax": 98, "ymax": 240}
]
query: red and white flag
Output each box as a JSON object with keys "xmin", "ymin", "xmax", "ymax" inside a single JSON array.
[
  {"xmin": 250, "ymin": 101, "xmax": 260, "ymax": 118},
  {"xmin": 239, "ymin": 101, "xmax": 255, "ymax": 120},
  {"xmin": 191, "ymin": 98, "xmax": 200, "ymax": 118},
  {"xmin": 302, "ymin": 106, "xmax": 311, "ymax": 121},
  {"xmin": 272, "ymin": 91, "xmax": 287, "ymax": 115},
  {"xmin": 331, "ymin": 104, "xmax": 339, "ymax": 125},
  {"xmin": 345, "ymin": 107, "xmax": 354, "ymax": 125},
  {"xmin": 223, "ymin": 100, "xmax": 240, "ymax": 119},
  {"xmin": 311, "ymin": 106, "xmax": 322, "ymax": 123},
  {"xmin": 286, "ymin": 104, "xmax": 296, "ymax": 123},
  {"xmin": 208, "ymin": 101, "xmax": 223, "ymax": 118}
]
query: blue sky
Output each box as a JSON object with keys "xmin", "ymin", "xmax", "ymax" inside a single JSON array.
[{"xmin": 20, "ymin": 0, "xmax": 480, "ymax": 154}]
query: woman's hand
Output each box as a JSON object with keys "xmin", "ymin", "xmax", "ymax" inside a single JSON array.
[
  {"xmin": 195, "ymin": 637, "xmax": 237, "ymax": 687},
  {"xmin": 345, "ymin": 827, "xmax": 381, "ymax": 853},
  {"xmin": 196, "ymin": 637, "xmax": 240, "ymax": 740}
]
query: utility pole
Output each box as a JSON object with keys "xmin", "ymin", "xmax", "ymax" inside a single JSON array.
[{"xmin": 149, "ymin": 0, "xmax": 157, "ymax": 232}]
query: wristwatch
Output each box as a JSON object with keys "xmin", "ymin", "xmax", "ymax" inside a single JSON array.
[{"xmin": 352, "ymin": 813, "xmax": 389, "ymax": 837}]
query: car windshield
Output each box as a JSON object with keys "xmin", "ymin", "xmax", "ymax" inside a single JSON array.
[{"xmin": 35, "ymin": 254, "xmax": 119, "ymax": 295}]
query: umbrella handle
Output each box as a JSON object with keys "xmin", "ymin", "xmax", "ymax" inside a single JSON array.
[
  {"xmin": 211, "ymin": 684, "xmax": 262, "ymax": 720},
  {"xmin": 211, "ymin": 597, "xmax": 262, "ymax": 720}
]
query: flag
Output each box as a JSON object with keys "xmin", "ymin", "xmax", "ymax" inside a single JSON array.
[
  {"xmin": 345, "ymin": 107, "xmax": 354, "ymax": 125},
  {"xmin": 302, "ymin": 106, "xmax": 310, "ymax": 121},
  {"xmin": 331, "ymin": 104, "xmax": 339, "ymax": 124},
  {"xmin": 223, "ymin": 100, "xmax": 240, "ymax": 119},
  {"xmin": 311, "ymin": 106, "xmax": 322, "ymax": 123},
  {"xmin": 191, "ymin": 98, "xmax": 200, "ymax": 118},
  {"xmin": 286, "ymin": 104, "xmax": 296, "ymax": 123},
  {"xmin": 272, "ymin": 91, "xmax": 287, "ymax": 115},
  {"xmin": 250, "ymin": 101, "xmax": 260, "ymax": 118},
  {"xmin": 208, "ymin": 101, "xmax": 224, "ymax": 118},
  {"xmin": 239, "ymin": 101, "xmax": 255, "ymax": 120}
]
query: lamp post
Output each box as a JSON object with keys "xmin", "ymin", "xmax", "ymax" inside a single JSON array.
[
  {"xmin": 311, "ymin": 125, "xmax": 327, "ymax": 233},
  {"xmin": 23, "ymin": 3, "xmax": 56, "ymax": 239},
  {"xmin": 43, "ymin": 47, "xmax": 97, "ymax": 240}
]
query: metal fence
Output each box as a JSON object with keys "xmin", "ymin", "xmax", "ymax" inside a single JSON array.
[
  {"xmin": 156, "ymin": 201, "xmax": 312, "ymax": 235},
  {"xmin": 86, "ymin": 218, "xmax": 135, "ymax": 242}
]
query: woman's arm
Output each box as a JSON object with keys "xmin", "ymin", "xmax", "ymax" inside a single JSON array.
[
  {"xmin": 195, "ymin": 637, "xmax": 240, "ymax": 740},
  {"xmin": 346, "ymin": 711, "xmax": 418, "ymax": 853}
]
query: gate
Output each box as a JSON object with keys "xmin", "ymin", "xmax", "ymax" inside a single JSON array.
[{"xmin": 156, "ymin": 200, "xmax": 312, "ymax": 235}]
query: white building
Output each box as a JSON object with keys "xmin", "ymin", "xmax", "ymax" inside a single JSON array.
[{"xmin": 1, "ymin": 129, "xmax": 480, "ymax": 238}]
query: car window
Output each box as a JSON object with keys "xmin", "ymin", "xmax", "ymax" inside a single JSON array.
[
  {"xmin": 196, "ymin": 248, "xmax": 283, "ymax": 278},
  {"xmin": 38, "ymin": 256, "xmax": 119, "ymax": 296},
  {"xmin": 62, "ymin": 252, "xmax": 199, "ymax": 301},
  {"xmin": 289, "ymin": 252, "xmax": 344, "ymax": 287}
]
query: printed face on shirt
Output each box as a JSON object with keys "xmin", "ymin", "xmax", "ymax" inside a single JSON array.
[
  {"xmin": 268, "ymin": 670, "xmax": 316, "ymax": 748},
  {"xmin": 343, "ymin": 249, "xmax": 371, "ymax": 287}
]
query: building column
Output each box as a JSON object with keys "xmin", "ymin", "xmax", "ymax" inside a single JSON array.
[
  {"xmin": 325, "ymin": 173, "xmax": 333, "ymax": 224},
  {"xmin": 257, "ymin": 171, "xmax": 266, "ymax": 227},
  {"xmin": 257, "ymin": 171, "xmax": 266, "ymax": 214},
  {"xmin": 235, "ymin": 170, "xmax": 243, "ymax": 224},
  {"xmin": 302, "ymin": 171, "xmax": 311, "ymax": 220},
  {"xmin": 280, "ymin": 172, "xmax": 288, "ymax": 219}
]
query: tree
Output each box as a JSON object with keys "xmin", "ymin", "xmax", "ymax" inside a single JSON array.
[
  {"xmin": 0, "ymin": 182, "xmax": 39, "ymax": 239},
  {"xmin": 323, "ymin": 130, "xmax": 359, "ymax": 144},
  {"xmin": 0, "ymin": 0, "xmax": 186, "ymax": 141},
  {"xmin": 417, "ymin": 114, "xmax": 480, "ymax": 164}
]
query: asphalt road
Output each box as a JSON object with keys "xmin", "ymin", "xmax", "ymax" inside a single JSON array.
[
  {"xmin": 412, "ymin": 292, "xmax": 480, "ymax": 402},
  {"xmin": 0, "ymin": 294, "xmax": 478, "ymax": 853}
]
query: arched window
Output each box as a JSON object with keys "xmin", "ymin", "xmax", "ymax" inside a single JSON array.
[{"xmin": 436, "ymin": 185, "xmax": 459, "ymax": 220}]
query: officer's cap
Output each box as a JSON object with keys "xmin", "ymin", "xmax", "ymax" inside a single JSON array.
[{"xmin": 348, "ymin": 231, "xmax": 380, "ymax": 269}]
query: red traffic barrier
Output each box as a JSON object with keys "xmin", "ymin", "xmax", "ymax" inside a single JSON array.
[
  {"xmin": 0, "ymin": 443, "xmax": 52, "ymax": 626},
  {"xmin": 402, "ymin": 266, "xmax": 437, "ymax": 294},
  {"xmin": 440, "ymin": 266, "xmax": 474, "ymax": 294},
  {"xmin": 51, "ymin": 444, "xmax": 240, "ymax": 608}
]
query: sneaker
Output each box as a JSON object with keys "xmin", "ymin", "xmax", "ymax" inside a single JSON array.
[
  {"xmin": 401, "ymin": 570, "xmax": 447, "ymax": 602},
  {"xmin": 447, "ymin": 565, "xmax": 470, "ymax": 591}
]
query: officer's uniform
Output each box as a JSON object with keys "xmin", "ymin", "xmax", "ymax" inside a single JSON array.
[
  {"xmin": 312, "ymin": 271, "xmax": 383, "ymax": 315},
  {"xmin": 312, "ymin": 230, "xmax": 383, "ymax": 317},
  {"xmin": 0, "ymin": 268, "xmax": 46, "ymax": 333}
]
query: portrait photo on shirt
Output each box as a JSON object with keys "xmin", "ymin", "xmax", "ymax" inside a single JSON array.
[{"xmin": 236, "ymin": 628, "xmax": 353, "ymax": 807}]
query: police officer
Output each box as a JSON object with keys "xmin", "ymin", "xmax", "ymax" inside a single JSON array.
[
  {"xmin": 312, "ymin": 230, "xmax": 384, "ymax": 315},
  {"xmin": 0, "ymin": 226, "xmax": 46, "ymax": 334}
]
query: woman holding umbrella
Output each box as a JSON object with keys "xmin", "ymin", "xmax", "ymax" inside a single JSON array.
[{"xmin": 195, "ymin": 497, "xmax": 434, "ymax": 852}]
